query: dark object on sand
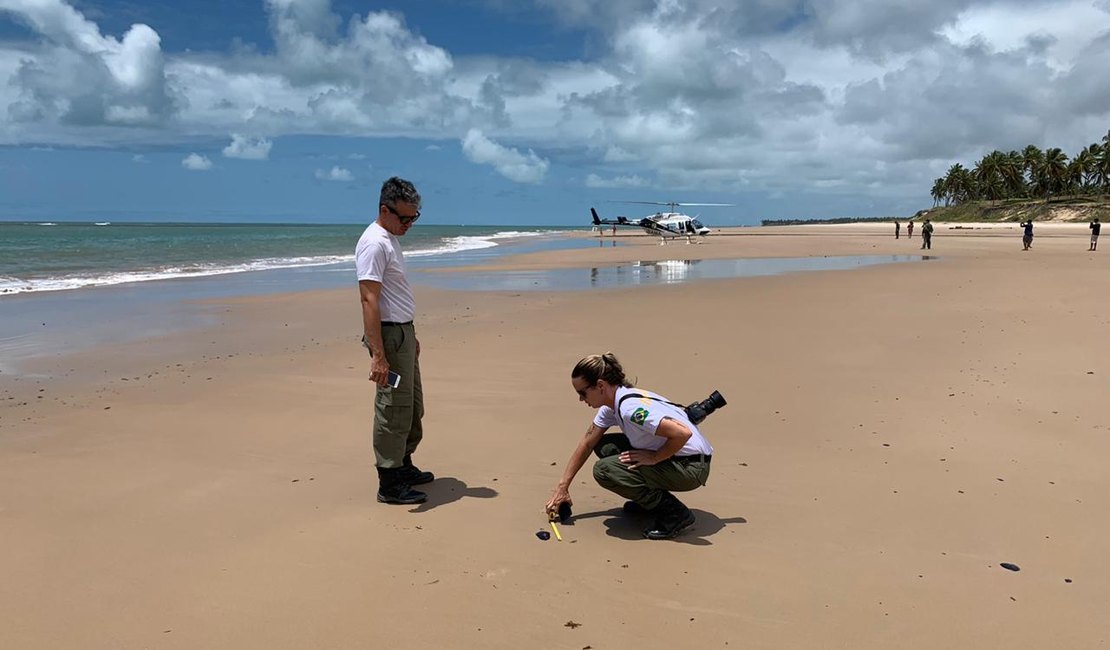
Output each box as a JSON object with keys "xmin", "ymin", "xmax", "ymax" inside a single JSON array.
[
  {"xmin": 1000, "ymin": 562, "xmax": 1020, "ymax": 572},
  {"xmin": 536, "ymin": 530, "xmax": 551, "ymax": 541},
  {"xmin": 557, "ymin": 501, "xmax": 572, "ymax": 523}
]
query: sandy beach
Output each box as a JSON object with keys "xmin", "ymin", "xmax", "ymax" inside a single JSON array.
[{"xmin": 2, "ymin": 223, "xmax": 1108, "ymax": 649}]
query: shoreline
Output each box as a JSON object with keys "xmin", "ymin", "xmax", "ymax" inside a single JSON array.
[
  {"xmin": 4, "ymin": 221, "xmax": 1103, "ymax": 381},
  {"xmin": 0, "ymin": 229, "xmax": 594, "ymax": 371}
]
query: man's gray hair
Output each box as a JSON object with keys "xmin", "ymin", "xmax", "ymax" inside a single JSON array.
[{"xmin": 380, "ymin": 177, "xmax": 421, "ymax": 209}]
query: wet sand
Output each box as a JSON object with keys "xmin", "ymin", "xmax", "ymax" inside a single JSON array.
[{"xmin": 2, "ymin": 223, "xmax": 1107, "ymax": 648}]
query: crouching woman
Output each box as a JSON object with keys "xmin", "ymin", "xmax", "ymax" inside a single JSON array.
[{"xmin": 545, "ymin": 353, "xmax": 713, "ymax": 540}]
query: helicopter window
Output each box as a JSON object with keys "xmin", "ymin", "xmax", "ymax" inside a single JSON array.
[{"xmin": 692, "ymin": 219, "xmax": 705, "ymax": 229}]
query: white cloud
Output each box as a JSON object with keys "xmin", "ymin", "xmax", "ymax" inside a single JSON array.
[
  {"xmin": 314, "ymin": 165, "xmax": 353, "ymax": 181},
  {"xmin": 181, "ymin": 153, "xmax": 212, "ymax": 171},
  {"xmin": 0, "ymin": 0, "xmax": 174, "ymax": 126},
  {"xmin": 3, "ymin": 0, "xmax": 1110, "ymax": 215},
  {"xmin": 941, "ymin": 0, "xmax": 1109, "ymax": 71},
  {"xmin": 222, "ymin": 134, "xmax": 273, "ymax": 160},
  {"xmin": 585, "ymin": 173, "xmax": 648, "ymax": 188},
  {"xmin": 602, "ymin": 146, "xmax": 637, "ymax": 162},
  {"xmin": 461, "ymin": 128, "xmax": 548, "ymax": 183},
  {"xmin": 132, "ymin": 154, "xmax": 148, "ymax": 163}
]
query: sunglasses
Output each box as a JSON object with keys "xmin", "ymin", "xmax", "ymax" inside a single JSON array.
[
  {"xmin": 575, "ymin": 383, "xmax": 595, "ymax": 398},
  {"xmin": 383, "ymin": 203, "xmax": 420, "ymax": 225}
]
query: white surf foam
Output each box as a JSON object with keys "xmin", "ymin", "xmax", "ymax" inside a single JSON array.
[
  {"xmin": 0, "ymin": 255, "xmax": 353, "ymax": 295},
  {"xmin": 0, "ymin": 229, "xmax": 566, "ymax": 296},
  {"xmin": 405, "ymin": 229, "xmax": 561, "ymax": 257}
]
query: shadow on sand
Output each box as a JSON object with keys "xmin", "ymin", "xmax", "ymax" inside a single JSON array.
[
  {"xmin": 408, "ymin": 476, "xmax": 498, "ymax": 513},
  {"xmin": 568, "ymin": 507, "xmax": 746, "ymax": 545}
]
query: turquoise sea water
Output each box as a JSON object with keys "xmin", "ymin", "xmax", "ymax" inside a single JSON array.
[
  {"xmin": 0, "ymin": 222, "xmax": 573, "ymax": 295},
  {"xmin": 0, "ymin": 221, "xmax": 929, "ymax": 373},
  {"xmin": 0, "ymin": 222, "xmax": 590, "ymax": 371}
]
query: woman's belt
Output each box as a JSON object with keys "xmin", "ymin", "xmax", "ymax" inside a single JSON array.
[{"xmin": 673, "ymin": 454, "xmax": 712, "ymax": 464}]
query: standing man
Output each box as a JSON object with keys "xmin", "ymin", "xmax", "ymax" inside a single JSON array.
[
  {"xmin": 895, "ymin": 221, "xmax": 901, "ymax": 239},
  {"xmin": 356, "ymin": 177, "xmax": 434, "ymax": 505},
  {"xmin": 1021, "ymin": 220, "xmax": 1034, "ymax": 250},
  {"xmin": 1090, "ymin": 218, "xmax": 1100, "ymax": 251},
  {"xmin": 921, "ymin": 219, "xmax": 934, "ymax": 250},
  {"xmin": 907, "ymin": 221, "xmax": 914, "ymax": 239}
]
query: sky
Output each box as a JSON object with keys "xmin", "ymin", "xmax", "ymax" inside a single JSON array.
[{"xmin": 1, "ymin": 0, "xmax": 1109, "ymax": 225}]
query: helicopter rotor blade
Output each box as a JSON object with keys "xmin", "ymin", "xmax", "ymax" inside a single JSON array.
[{"xmin": 608, "ymin": 200, "xmax": 733, "ymax": 207}]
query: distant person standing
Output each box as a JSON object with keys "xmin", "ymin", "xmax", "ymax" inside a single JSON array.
[
  {"xmin": 1021, "ymin": 220, "xmax": 1034, "ymax": 250},
  {"xmin": 1090, "ymin": 218, "xmax": 1100, "ymax": 251},
  {"xmin": 920, "ymin": 219, "xmax": 933, "ymax": 250},
  {"xmin": 356, "ymin": 177, "xmax": 434, "ymax": 505},
  {"xmin": 895, "ymin": 221, "xmax": 901, "ymax": 239},
  {"xmin": 907, "ymin": 221, "xmax": 914, "ymax": 239}
]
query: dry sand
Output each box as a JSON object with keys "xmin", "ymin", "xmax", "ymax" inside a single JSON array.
[{"xmin": 2, "ymin": 224, "xmax": 1108, "ymax": 648}]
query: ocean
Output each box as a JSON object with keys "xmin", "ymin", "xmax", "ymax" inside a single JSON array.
[
  {"xmin": 0, "ymin": 221, "xmax": 591, "ymax": 371},
  {"xmin": 0, "ymin": 221, "xmax": 926, "ymax": 373},
  {"xmin": 0, "ymin": 221, "xmax": 576, "ymax": 296}
]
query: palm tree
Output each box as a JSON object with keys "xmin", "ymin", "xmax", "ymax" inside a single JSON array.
[
  {"xmin": 943, "ymin": 164, "xmax": 976, "ymax": 204},
  {"xmin": 1022, "ymin": 144, "xmax": 1045, "ymax": 198},
  {"xmin": 1042, "ymin": 147, "xmax": 1069, "ymax": 198},
  {"xmin": 1001, "ymin": 151, "xmax": 1025, "ymax": 198},
  {"xmin": 1097, "ymin": 130, "xmax": 1110, "ymax": 193},
  {"xmin": 929, "ymin": 131, "xmax": 1110, "ymax": 210},
  {"xmin": 1066, "ymin": 158, "xmax": 1084, "ymax": 195},
  {"xmin": 973, "ymin": 151, "xmax": 1006, "ymax": 202},
  {"xmin": 958, "ymin": 167, "xmax": 976, "ymax": 202},
  {"xmin": 1072, "ymin": 146, "xmax": 1096, "ymax": 194},
  {"xmin": 943, "ymin": 164, "xmax": 964, "ymax": 205},
  {"xmin": 931, "ymin": 178, "xmax": 945, "ymax": 207},
  {"xmin": 1095, "ymin": 143, "xmax": 1110, "ymax": 193}
]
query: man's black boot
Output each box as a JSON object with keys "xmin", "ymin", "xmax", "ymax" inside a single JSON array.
[
  {"xmin": 644, "ymin": 493, "xmax": 695, "ymax": 540},
  {"xmin": 398, "ymin": 454, "xmax": 435, "ymax": 485},
  {"xmin": 376, "ymin": 467, "xmax": 427, "ymax": 505}
]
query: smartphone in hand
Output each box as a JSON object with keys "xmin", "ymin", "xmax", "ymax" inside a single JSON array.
[{"xmin": 386, "ymin": 371, "xmax": 401, "ymax": 388}]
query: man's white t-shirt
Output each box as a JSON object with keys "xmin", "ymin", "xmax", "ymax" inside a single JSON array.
[
  {"xmin": 593, "ymin": 386, "xmax": 714, "ymax": 457},
  {"xmin": 355, "ymin": 222, "xmax": 416, "ymax": 322}
]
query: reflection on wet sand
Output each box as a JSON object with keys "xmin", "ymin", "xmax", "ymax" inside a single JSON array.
[
  {"xmin": 590, "ymin": 259, "xmax": 699, "ymax": 286},
  {"xmin": 416, "ymin": 255, "xmax": 929, "ymax": 292}
]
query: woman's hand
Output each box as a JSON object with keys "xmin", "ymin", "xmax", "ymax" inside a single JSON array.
[
  {"xmin": 545, "ymin": 487, "xmax": 572, "ymax": 515},
  {"xmin": 619, "ymin": 449, "xmax": 660, "ymax": 469}
]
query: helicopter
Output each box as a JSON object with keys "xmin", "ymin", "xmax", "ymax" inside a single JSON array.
[{"xmin": 590, "ymin": 201, "xmax": 732, "ymax": 244}]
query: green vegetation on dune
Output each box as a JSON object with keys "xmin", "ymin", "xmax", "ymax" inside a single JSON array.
[
  {"xmin": 925, "ymin": 128, "xmax": 1110, "ymax": 222},
  {"xmin": 917, "ymin": 196, "xmax": 1110, "ymax": 223},
  {"xmin": 761, "ymin": 216, "xmax": 896, "ymax": 226}
]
